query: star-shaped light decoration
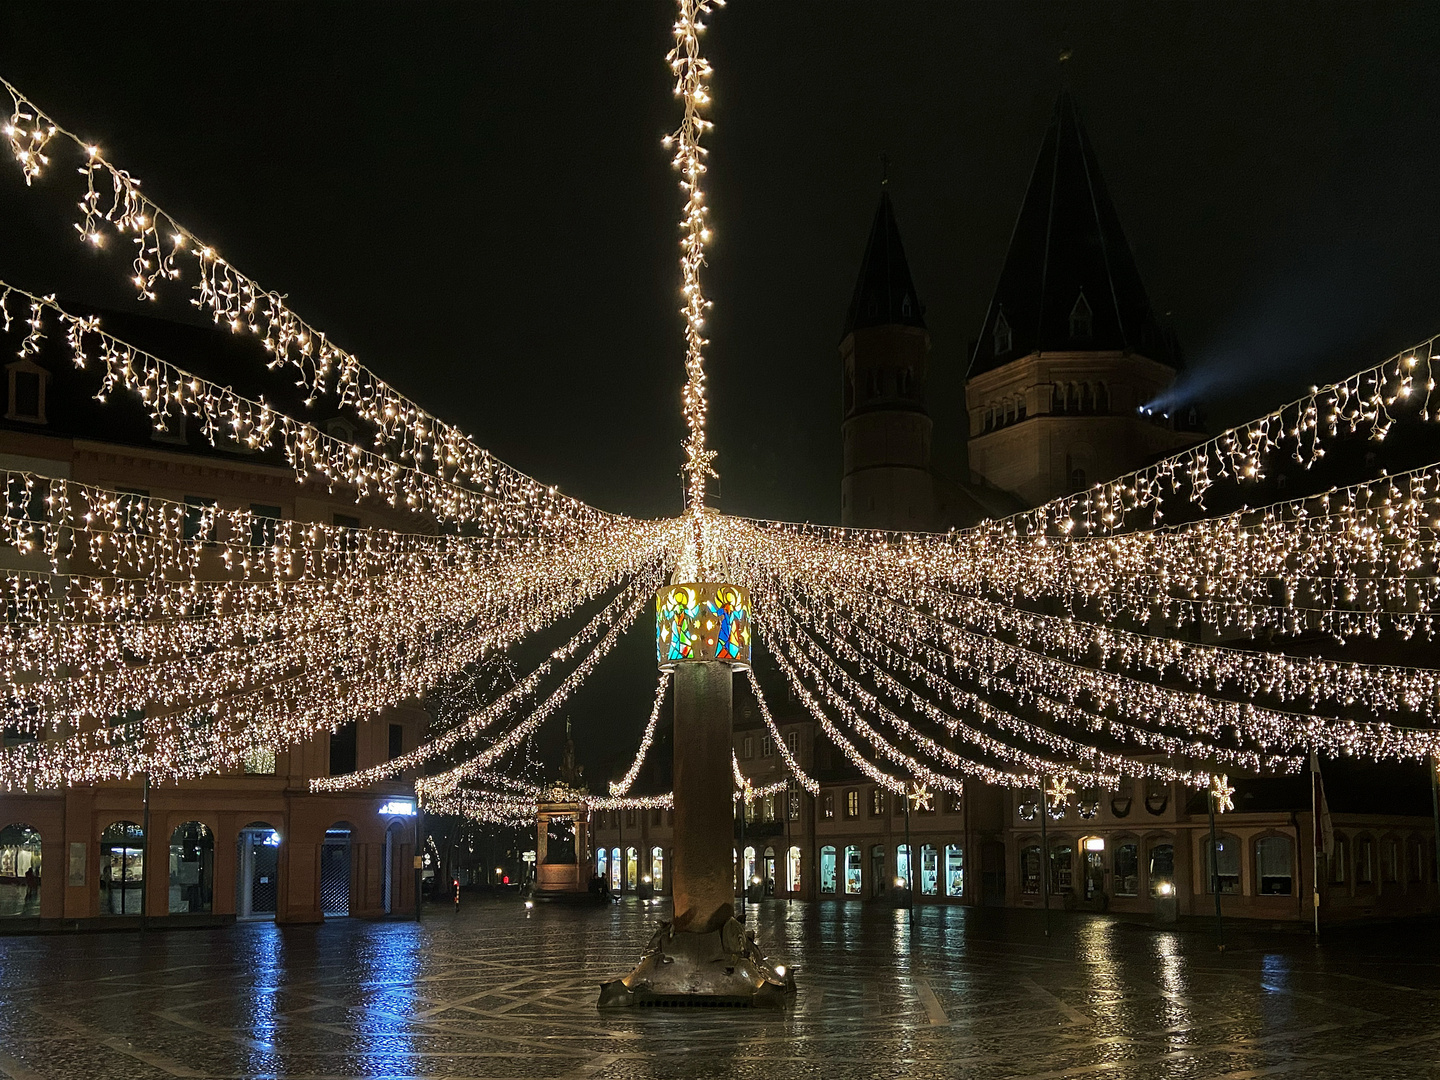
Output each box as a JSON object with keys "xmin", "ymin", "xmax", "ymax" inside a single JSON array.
[
  {"xmin": 1209, "ymin": 773, "xmax": 1235, "ymax": 814},
  {"xmin": 1045, "ymin": 775, "xmax": 1074, "ymax": 809},
  {"xmin": 908, "ymin": 782, "xmax": 933, "ymax": 813}
]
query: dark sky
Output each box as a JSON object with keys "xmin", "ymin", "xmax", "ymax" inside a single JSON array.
[{"xmin": 4, "ymin": 2, "xmax": 1440, "ymax": 776}]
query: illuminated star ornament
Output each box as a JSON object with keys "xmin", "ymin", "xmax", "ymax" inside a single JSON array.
[
  {"xmin": 1210, "ymin": 774, "xmax": 1236, "ymax": 814},
  {"xmin": 908, "ymin": 783, "xmax": 933, "ymax": 813}
]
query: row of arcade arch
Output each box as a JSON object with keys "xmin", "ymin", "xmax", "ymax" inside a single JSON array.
[{"xmin": 0, "ymin": 818, "xmax": 413, "ymax": 919}]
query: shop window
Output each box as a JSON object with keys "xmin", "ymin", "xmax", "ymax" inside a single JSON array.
[
  {"xmin": 596, "ymin": 848, "xmax": 608, "ymax": 881},
  {"xmin": 1330, "ymin": 834, "xmax": 1349, "ymax": 884},
  {"xmin": 625, "ymin": 847, "xmax": 638, "ymax": 890},
  {"xmin": 1149, "ymin": 843, "xmax": 1174, "ymax": 897},
  {"xmin": 100, "ymin": 821, "xmax": 145, "ymax": 915},
  {"xmin": 741, "ymin": 846, "xmax": 756, "ymax": 890},
  {"xmin": 1114, "ymin": 842, "xmax": 1139, "ymax": 897},
  {"xmin": 919, "ymin": 845, "xmax": 939, "ymax": 895},
  {"xmin": 1205, "ymin": 835, "xmax": 1241, "ymax": 894},
  {"xmin": 1051, "ymin": 844, "xmax": 1074, "ymax": 893},
  {"xmin": 1256, "ymin": 835, "xmax": 1293, "ymax": 895},
  {"xmin": 1020, "ymin": 845, "xmax": 1041, "ymax": 894},
  {"xmin": 168, "ymin": 822, "xmax": 214, "ymax": 913},
  {"xmin": 896, "ymin": 844, "xmax": 912, "ymax": 889},
  {"xmin": 786, "ymin": 846, "xmax": 801, "ymax": 892},
  {"xmin": 0, "ymin": 823, "xmax": 42, "ymax": 916},
  {"xmin": 843, "ymin": 845, "xmax": 862, "ymax": 895},
  {"xmin": 650, "ymin": 846, "xmax": 664, "ymax": 892},
  {"xmin": 819, "ymin": 846, "xmax": 837, "ymax": 894},
  {"xmin": 944, "ymin": 845, "xmax": 963, "ymax": 897},
  {"xmin": 844, "ymin": 790, "xmax": 859, "ymax": 819},
  {"xmin": 610, "ymin": 848, "xmax": 621, "ymax": 891}
]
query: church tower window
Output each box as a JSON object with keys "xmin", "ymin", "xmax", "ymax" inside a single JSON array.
[
  {"xmin": 1070, "ymin": 292, "xmax": 1093, "ymax": 340},
  {"xmin": 994, "ymin": 310, "xmax": 1012, "ymax": 357}
]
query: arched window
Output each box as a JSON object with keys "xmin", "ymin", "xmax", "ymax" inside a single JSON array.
[
  {"xmin": 843, "ymin": 845, "xmax": 862, "ymax": 895},
  {"xmin": 994, "ymin": 310, "xmax": 1012, "ymax": 356},
  {"xmin": 1110, "ymin": 777, "xmax": 1134, "ymax": 818},
  {"xmin": 895, "ymin": 844, "xmax": 913, "ymax": 891},
  {"xmin": 819, "ymin": 845, "xmax": 837, "ymax": 894},
  {"xmin": 1077, "ymin": 787, "xmax": 1100, "ymax": 819},
  {"xmin": 742, "ymin": 845, "xmax": 757, "ymax": 889},
  {"xmin": 1070, "ymin": 467, "xmax": 1087, "ymax": 492},
  {"xmin": 1256, "ymin": 835, "xmax": 1293, "ymax": 895},
  {"xmin": 1114, "ymin": 842, "xmax": 1139, "ymax": 896},
  {"xmin": 0, "ymin": 823, "xmax": 41, "ymax": 917},
  {"xmin": 625, "ymin": 846, "xmax": 638, "ymax": 890},
  {"xmin": 1356, "ymin": 836, "xmax": 1375, "ymax": 885},
  {"xmin": 596, "ymin": 848, "xmax": 608, "ymax": 880},
  {"xmin": 169, "ymin": 822, "xmax": 214, "ymax": 914},
  {"xmin": 650, "ymin": 846, "xmax": 665, "ymax": 892},
  {"xmin": 1204, "ymin": 835, "xmax": 1241, "ymax": 894},
  {"xmin": 100, "ymin": 821, "xmax": 145, "ymax": 915},
  {"xmin": 1145, "ymin": 778, "xmax": 1169, "ymax": 815},
  {"xmin": 1020, "ymin": 845, "xmax": 1041, "ymax": 894},
  {"xmin": 1409, "ymin": 836, "xmax": 1426, "ymax": 884},
  {"xmin": 1069, "ymin": 292, "xmax": 1093, "ymax": 339},
  {"xmin": 1050, "ymin": 844, "xmax": 1074, "ymax": 893},
  {"xmin": 1017, "ymin": 789, "xmax": 1038, "ymax": 821},
  {"xmin": 1094, "ymin": 382, "xmax": 1109, "ymax": 414},
  {"xmin": 610, "ymin": 847, "xmax": 621, "ymax": 891},
  {"xmin": 919, "ymin": 845, "xmax": 939, "ymax": 895},
  {"xmin": 944, "ymin": 845, "xmax": 964, "ymax": 897},
  {"xmin": 1383, "ymin": 837, "xmax": 1401, "ymax": 883},
  {"xmin": 1330, "ymin": 834, "xmax": 1348, "ymax": 884},
  {"xmin": 787, "ymin": 846, "xmax": 802, "ymax": 893},
  {"xmin": 762, "ymin": 846, "xmax": 776, "ymax": 895},
  {"xmin": 1149, "ymin": 843, "xmax": 1175, "ymax": 897}
]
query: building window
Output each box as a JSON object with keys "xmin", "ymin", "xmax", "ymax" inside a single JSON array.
[
  {"xmin": 819, "ymin": 846, "xmax": 837, "ymax": 893},
  {"xmin": 787, "ymin": 846, "xmax": 802, "ymax": 892},
  {"xmin": 843, "ymin": 845, "xmax": 862, "ymax": 895},
  {"xmin": 626, "ymin": 809, "xmax": 636, "ymax": 827},
  {"xmin": 241, "ymin": 745, "xmax": 276, "ymax": 775},
  {"xmin": 742, "ymin": 735, "xmax": 753, "ymax": 760},
  {"xmin": 1020, "ymin": 845, "xmax": 1041, "ymax": 894},
  {"xmin": 844, "ymin": 790, "xmax": 859, "ymax": 819},
  {"xmin": 1205, "ymin": 835, "xmax": 1241, "ymax": 894},
  {"xmin": 328, "ymin": 721, "xmax": 357, "ymax": 777},
  {"xmin": 250, "ymin": 504, "xmax": 282, "ymax": 549},
  {"xmin": 822, "ymin": 793, "xmax": 835, "ymax": 820},
  {"xmin": 183, "ymin": 496, "xmax": 217, "ymax": 543},
  {"xmin": 993, "ymin": 309, "xmax": 1012, "ymax": 356},
  {"xmin": 1409, "ymin": 837, "xmax": 1425, "ymax": 884},
  {"xmin": 761, "ymin": 735, "xmax": 774, "ymax": 758},
  {"xmin": 1256, "ymin": 836, "xmax": 1293, "ymax": 895},
  {"xmin": 100, "ymin": 821, "xmax": 145, "ymax": 915},
  {"xmin": 168, "ymin": 822, "xmax": 214, "ymax": 914},
  {"xmin": 1018, "ymin": 790, "xmax": 1038, "ymax": 821},
  {"xmin": 1149, "ymin": 843, "xmax": 1174, "ymax": 897},
  {"xmin": 388, "ymin": 723, "xmax": 404, "ymax": 760},
  {"xmin": 1050, "ymin": 844, "xmax": 1074, "ymax": 893},
  {"xmin": 919, "ymin": 845, "xmax": 939, "ymax": 895},
  {"xmin": 1114, "ymin": 842, "xmax": 1139, "ymax": 896},
  {"xmin": 869, "ymin": 788, "xmax": 885, "ymax": 817},
  {"xmin": 784, "ymin": 730, "xmax": 799, "ymax": 755},
  {"xmin": 1111, "ymin": 777, "xmax": 1133, "ymax": 818},
  {"xmin": 1356, "ymin": 836, "xmax": 1374, "ymax": 885},
  {"xmin": 1383, "ymin": 838, "xmax": 1400, "ymax": 883},
  {"xmin": 1069, "ymin": 292, "xmax": 1093, "ymax": 339},
  {"xmin": 944, "ymin": 845, "xmax": 963, "ymax": 897},
  {"xmin": 5, "ymin": 361, "xmax": 47, "ymax": 424},
  {"xmin": 1145, "ymin": 778, "xmax": 1169, "ymax": 815},
  {"xmin": 1330, "ymin": 835, "xmax": 1349, "ymax": 884},
  {"xmin": 650, "ymin": 846, "xmax": 664, "ymax": 891},
  {"xmin": 945, "ymin": 792, "xmax": 962, "ymax": 814},
  {"xmin": 0, "ymin": 824, "xmax": 42, "ymax": 915}
]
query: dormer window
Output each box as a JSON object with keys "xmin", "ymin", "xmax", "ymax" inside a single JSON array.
[
  {"xmin": 1070, "ymin": 292, "xmax": 1093, "ymax": 340},
  {"xmin": 993, "ymin": 310, "xmax": 1012, "ymax": 356},
  {"xmin": 5, "ymin": 360, "xmax": 48, "ymax": 424},
  {"xmin": 901, "ymin": 294, "xmax": 913, "ymax": 318}
]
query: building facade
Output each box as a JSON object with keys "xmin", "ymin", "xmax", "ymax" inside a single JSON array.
[{"xmin": 0, "ymin": 312, "xmax": 429, "ymax": 929}]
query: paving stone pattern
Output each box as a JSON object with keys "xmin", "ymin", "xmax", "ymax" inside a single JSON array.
[{"xmin": 1, "ymin": 899, "xmax": 1439, "ymax": 1079}]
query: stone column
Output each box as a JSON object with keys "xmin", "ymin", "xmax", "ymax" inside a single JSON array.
[{"xmin": 671, "ymin": 661, "xmax": 734, "ymax": 933}]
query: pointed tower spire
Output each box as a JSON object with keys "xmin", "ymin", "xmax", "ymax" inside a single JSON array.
[
  {"xmin": 968, "ymin": 91, "xmax": 1174, "ymax": 376},
  {"xmin": 843, "ymin": 189, "xmax": 926, "ymax": 339}
]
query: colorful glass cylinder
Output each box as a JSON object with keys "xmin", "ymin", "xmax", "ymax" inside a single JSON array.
[{"xmin": 655, "ymin": 582, "xmax": 752, "ymax": 671}]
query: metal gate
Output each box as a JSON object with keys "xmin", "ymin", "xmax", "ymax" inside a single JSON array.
[{"xmin": 321, "ymin": 830, "xmax": 351, "ymax": 916}]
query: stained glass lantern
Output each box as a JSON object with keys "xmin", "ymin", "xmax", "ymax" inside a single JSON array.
[{"xmin": 656, "ymin": 582, "xmax": 752, "ymax": 671}]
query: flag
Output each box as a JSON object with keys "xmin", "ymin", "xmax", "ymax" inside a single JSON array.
[{"xmin": 1310, "ymin": 752, "xmax": 1334, "ymax": 861}]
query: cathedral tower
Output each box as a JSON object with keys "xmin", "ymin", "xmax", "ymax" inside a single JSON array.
[
  {"xmin": 966, "ymin": 92, "xmax": 1198, "ymax": 507},
  {"xmin": 840, "ymin": 188, "xmax": 935, "ymax": 530}
]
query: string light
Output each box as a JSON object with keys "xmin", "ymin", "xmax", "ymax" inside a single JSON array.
[{"xmin": 610, "ymin": 672, "xmax": 670, "ymax": 796}]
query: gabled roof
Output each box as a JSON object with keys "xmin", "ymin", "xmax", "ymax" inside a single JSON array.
[
  {"xmin": 969, "ymin": 91, "xmax": 1176, "ymax": 377},
  {"xmin": 842, "ymin": 188, "xmax": 926, "ymax": 339}
]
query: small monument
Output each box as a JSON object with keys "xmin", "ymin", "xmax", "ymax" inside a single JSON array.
[
  {"xmin": 598, "ymin": 581, "xmax": 794, "ymax": 1006},
  {"xmin": 532, "ymin": 722, "xmax": 593, "ymax": 900}
]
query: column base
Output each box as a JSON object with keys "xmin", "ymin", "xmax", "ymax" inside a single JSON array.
[{"xmin": 597, "ymin": 917, "xmax": 796, "ymax": 1008}]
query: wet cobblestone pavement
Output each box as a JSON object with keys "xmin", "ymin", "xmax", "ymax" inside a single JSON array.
[{"xmin": 1, "ymin": 899, "xmax": 1439, "ymax": 1079}]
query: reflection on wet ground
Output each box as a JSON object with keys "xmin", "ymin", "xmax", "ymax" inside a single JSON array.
[{"xmin": 1, "ymin": 898, "xmax": 1438, "ymax": 1079}]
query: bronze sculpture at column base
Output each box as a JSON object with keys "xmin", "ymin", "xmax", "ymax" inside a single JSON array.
[{"xmin": 597, "ymin": 917, "xmax": 794, "ymax": 1008}]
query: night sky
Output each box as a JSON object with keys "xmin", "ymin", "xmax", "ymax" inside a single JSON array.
[{"xmin": 4, "ymin": 2, "xmax": 1440, "ymax": 776}]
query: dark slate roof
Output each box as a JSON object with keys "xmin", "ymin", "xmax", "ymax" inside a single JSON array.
[
  {"xmin": 842, "ymin": 189, "xmax": 926, "ymax": 339},
  {"xmin": 1183, "ymin": 759, "xmax": 1437, "ymax": 818},
  {"xmin": 969, "ymin": 91, "xmax": 1176, "ymax": 377}
]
